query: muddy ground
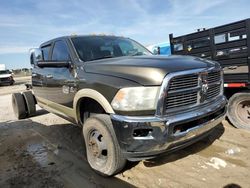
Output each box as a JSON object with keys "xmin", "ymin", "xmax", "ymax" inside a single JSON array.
[{"xmin": 0, "ymin": 77, "xmax": 250, "ymax": 188}]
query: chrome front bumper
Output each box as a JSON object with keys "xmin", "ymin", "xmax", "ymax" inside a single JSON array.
[{"xmin": 111, "ymin": 95, "xmax": 227, "ymax": 160}]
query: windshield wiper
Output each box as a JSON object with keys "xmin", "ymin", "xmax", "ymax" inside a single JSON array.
[
  {"xmin": 130, "ymin": 51, "xmax": 144, "ymax": 56},
  {"xmin": 90, "ymin": 55, "xmax": 114, "ymax": 61}
]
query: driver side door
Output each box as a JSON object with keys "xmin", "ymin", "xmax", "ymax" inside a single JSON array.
[{"xmin": 45, "ymin": 39, "xmax": 76, "ymax": 108}]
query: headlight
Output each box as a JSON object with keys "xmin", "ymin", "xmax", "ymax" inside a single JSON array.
[{"xmin": 111, "ymin": 87, "xmax": 160, "ymax": 111}]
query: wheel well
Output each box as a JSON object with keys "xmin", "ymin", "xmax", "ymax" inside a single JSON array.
[{"xmin": 78, "ymin": 97, "xmax": 106, "ymax": 125}]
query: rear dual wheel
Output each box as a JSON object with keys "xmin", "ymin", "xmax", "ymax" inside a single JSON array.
[
  {"xmin": 22, "ymin": 91, "xmax": 36, "ymax": 116},
  {"xmin": 12, "ymin": 91, "xmax": 36, "ymax": 119},
  {"xmin": 12, "ymin": 93, "xmax": 27, "ymax": 119}
]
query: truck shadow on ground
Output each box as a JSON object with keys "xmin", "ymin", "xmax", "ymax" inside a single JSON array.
[
  {"xmin": 143, "ymin": 124, "xmax": 225, "ymax": 167},
  {"xmin": 32, "ymin": 109, "xmax": 49, "ymax": 117},
  {"xmin": 0, "ymin": 119, "xmax": 135, "ymax": 188}
]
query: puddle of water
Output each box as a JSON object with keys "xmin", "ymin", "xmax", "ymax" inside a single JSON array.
[
  {"xmin": 54, "ymin": 149, "xmax": 59, "ymax": 155},
  {"xmin": 26, "ymin": 142, "xmax": 49, "ymax": 167}
]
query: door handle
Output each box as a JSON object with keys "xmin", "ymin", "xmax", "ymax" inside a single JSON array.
[
  {"xmin": 64, "ymin": 81, "xmax": 77, "ymax": 87},
  {"xmin": 46, "ymin": 74, "xmax": 53, "ymax": 79}
]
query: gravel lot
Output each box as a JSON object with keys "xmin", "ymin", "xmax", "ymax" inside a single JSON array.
[{"xmin": 0, "ymin": 77, "xmax": 250, "ymax": 188}]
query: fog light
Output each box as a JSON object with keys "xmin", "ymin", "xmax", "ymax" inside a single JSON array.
[{"xmin": 133, "ymin": 129, "xmax": 153, "ymax": 137}]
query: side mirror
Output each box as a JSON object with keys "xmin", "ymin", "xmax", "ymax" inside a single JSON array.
[
  {"xmin": 29, "ymin": 48, "xmax": 42, "ymax": 66},
  {"xmin": 152, "ymin": 46, "xmax": 160, "ymax": 55},
  {"xmin": 153, "ymin": 50, "xmax": 158, "ymax": 55},
  {"xmin": 37, "ymin": 61, "xmax": 70, "ymax": 68}
]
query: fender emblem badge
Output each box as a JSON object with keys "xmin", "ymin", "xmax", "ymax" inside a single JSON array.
[{"xmin": 62, "ymin": 85, "xmax": 70, "ymax": 94}]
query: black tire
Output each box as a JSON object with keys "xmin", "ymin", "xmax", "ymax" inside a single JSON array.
[
  {"xmin": 12, "ymin": 93, "xmax": 27, "ymax": 119},
  {"xmin": 22, "ymin": 91, "xmax": 36, "ymax": 117},
  {"xmin": 227, "ymin": 92, "xmax": 250, "ymax": 130},
  {"xmin": 83, "ymin": 114, "xmax": 126, "ymax": 176}
]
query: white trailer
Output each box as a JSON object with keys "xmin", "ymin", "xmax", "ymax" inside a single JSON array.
[{"xmin": 0, "ymin": 64, "xmax": 6, "ymax": 70}]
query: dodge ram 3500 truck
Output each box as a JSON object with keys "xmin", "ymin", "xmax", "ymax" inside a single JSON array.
[{"xmin": 12, "ymin": 35, "xmax": 227, "ymax": 176}]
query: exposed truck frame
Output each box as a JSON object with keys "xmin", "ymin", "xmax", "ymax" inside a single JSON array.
[{"xmin": 169, "ymin": 19, "xmax": 250, "ymax": 130}]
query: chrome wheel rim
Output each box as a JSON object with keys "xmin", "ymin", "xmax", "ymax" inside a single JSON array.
[{"xmin": 87, "ymin": 129, "xmax": 108, "ymax": 166}]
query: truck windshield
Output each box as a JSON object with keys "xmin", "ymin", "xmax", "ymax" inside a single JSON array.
[
  {"xmin": 71, "ymin": 36, "xmax": 152, "ymax": 62},
  {"xmin": 0, "ymin": 70, "xmax": 10, "ymax": 74}
]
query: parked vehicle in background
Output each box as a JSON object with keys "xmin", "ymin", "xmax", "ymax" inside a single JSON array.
[
  {"xmin": 0, "ymin": 69, "xmax": 15, "ymax": 86},
  {"xmin": 169, "ymin": 18, "xmax": 250, "ymax": 130},
  {"xmin": 12, "ymin": 35, "xmax": 227, "ymax": 176}
]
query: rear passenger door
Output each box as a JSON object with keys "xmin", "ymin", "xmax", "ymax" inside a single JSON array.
[{"xmin": 45, "ymin": 40, "xmax": 76, "ymax": 108}]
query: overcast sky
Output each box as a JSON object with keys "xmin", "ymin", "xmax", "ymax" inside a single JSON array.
[{"xmin": 0, "ymin": 0, "xmax": 249, "ymax": 69}]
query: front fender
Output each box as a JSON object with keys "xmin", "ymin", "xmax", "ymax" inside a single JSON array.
[{"xmin": 73, "ymin": 88, "xmax": 115, "ymax": 124}]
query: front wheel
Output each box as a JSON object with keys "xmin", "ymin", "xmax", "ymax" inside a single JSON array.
[
  {"xmin": 83, "ymin": 114, "xmax": 126, "ymax": 176},
  {"xmin": 227, "ymin": 92, "xmax": 250, "ymax": 130}
]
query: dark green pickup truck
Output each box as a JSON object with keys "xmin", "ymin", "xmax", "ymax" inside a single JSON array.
[{"xmin": 12, "ymin": 35, "xmax": 227, "ymax": 176}]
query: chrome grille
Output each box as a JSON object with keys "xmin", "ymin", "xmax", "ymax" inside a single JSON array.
[
  {"xmin": 169, "ymin": 74, "xmax": 198, "ymax": 91},
  {"xmin": 207, "ymin": 71, "xmax": 221, "ymax": 100},
  {"xmin": 166, "ymin": 91, "xmax": 197, "ymax": 109},
  {"xmin": 207, "ymin": 84, "xmax": 221, "ymax": 100},
  {"xmin": 207, "ymin": 71, "xmax": 220, "ymax": 84},
  {"xmin": 0, "ymin": 77, "xmax": 10, "ymax": 81},
  {"xmin": 165, "ymin": 69, "xmax": 222, "ymax": 112}
]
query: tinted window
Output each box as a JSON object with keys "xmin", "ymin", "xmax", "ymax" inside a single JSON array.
[
  {"xmin": 118, "ymin": 41, "xmax": 136, "ymax": 55},
  {"xmin": 41, "ymin": 45, "xmax": 51, "ymax": 60},
  {"xmin": 52, "ymin": 41, "xmax": 70, "ymax": 61},
  {"xmin": 0, "ymin": 70, "xmax": 10, "ymax": 74},
  {"xmin": 72, "ymin": 36, "xmax": 151, "ymax": 62}
]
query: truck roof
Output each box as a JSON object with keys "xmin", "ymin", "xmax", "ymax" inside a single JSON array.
[{"xmin": 40, "ymin": 35, "xmax": 128, "ymax": 47}]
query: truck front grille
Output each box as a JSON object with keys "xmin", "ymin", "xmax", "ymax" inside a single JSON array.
[
  {"xmin": 0, "ymin": 77, "xmax": 10, "ymax": 81},
  {"xmin": 165, "ymin": 69, "xmax": 222, "ymax": 112},
  {"xmin": 166, "ymin": 91, "xmax": 198, "ymax": 109},
  {"xmin": 169, "ymin": 74, "xmax": 198, "ymax": 91},
  {"xmin": 207, "ymin": 71, "xmax": 220, "ymax": 84},
  {"xmin": 207, "ymin": 84, "xmax": 221, "ymax": 100}
]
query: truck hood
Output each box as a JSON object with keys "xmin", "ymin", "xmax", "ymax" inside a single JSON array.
[
  {"xmin": 84, "ymin": 55, "xmax": 218, "ymax": 86},
  {"xmin": 0, "ymin": 73, "xmax": 11, "ymax": 78}
]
